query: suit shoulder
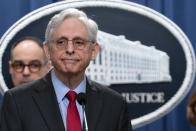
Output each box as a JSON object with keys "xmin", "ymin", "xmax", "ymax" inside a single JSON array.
[
  {"xmin": 90, "ymin": 81, "xmax": 124, "ymax": 101},
  {"xmin": 5, "ymin": 78, "xmax": 45, "ymax": 97}
]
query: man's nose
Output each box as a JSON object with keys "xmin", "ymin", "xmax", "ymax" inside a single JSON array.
[
  {"xmin": 22, "ymin": 66, "xmax": 31, "ymax": 75},
  {"xmin": 65, "ymin": 41, "xmax": 75, "ymax": 54}
]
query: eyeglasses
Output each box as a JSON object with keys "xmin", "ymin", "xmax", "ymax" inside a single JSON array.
[
  {"xmin": 51, "ymin": 38, "xmax": 94, "ymax": 50},
  {"xmin": 10, "ymin": 60, "xmax": 43, "ymax": 73}
]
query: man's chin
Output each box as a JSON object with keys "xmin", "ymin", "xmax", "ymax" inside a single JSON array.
[
  {"xmin": 63, "ymin": 67, "xmax": 78, "ymax": 74},
  {"xmin": 63, "ymin": 71, "xmax": 78, "ymax": 75},
  {"xmin": 20, "ymin": 80, "xmax": 32, "ymax": 85},
  {"xmin": 55, "ymin": 67, "xmax": 84, "ymax": 76}
]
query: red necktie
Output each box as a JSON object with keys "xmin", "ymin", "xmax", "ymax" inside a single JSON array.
[{"xmin": 66, "ymin": 91, "xmax": 82, "ymax": 131}]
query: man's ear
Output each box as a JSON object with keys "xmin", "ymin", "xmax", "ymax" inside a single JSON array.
[
  {"xmin": 8, "ymin": 60, "xmax": 12, "ymax": 74},
  {"xmin": 46, "ymin": 60, "xmax": 53, "ymax": 70},
  {"xmin": 91, "ymin": 42, "xmax": 100, "ymax": 60},
  {"xmin": 43, "ymin": 43, "xmax": 50, "ymax": 60}
]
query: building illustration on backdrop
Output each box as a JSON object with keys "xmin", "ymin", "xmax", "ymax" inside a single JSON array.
[{"xmin": 86, "ymin": 30, "xmax": 172, "ymax": 86}]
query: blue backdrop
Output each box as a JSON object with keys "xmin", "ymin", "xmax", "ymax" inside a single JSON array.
[{"xmin": 0, "ymin": 0, "xmax": 196, "ymax": 131}]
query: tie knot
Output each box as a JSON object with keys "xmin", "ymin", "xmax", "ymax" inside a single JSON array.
[{"xmin": 66, "ymin": 91, "xmax": 77, "ymax": 102}]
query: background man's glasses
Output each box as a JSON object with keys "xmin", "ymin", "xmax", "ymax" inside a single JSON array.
[
  {"xmin": 11, "ymin": 60, "xmax": 43, "ymax": 73},
  {"xmin": 51, "ymin": 38, "xmax": 93, "ymax": 50}
]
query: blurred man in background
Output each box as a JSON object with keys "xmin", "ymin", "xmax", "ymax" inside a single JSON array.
[{"xmin": 9, "ymin": 36, "xmax": 51, "ymax": 87}]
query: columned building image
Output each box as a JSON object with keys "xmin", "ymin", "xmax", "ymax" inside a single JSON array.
[{"xmin": 86, "ymin": 31, "xmax": 172, "ymax": 86}]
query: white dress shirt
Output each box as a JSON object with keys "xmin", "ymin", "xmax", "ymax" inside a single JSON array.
[{"xmin": 51, "ymin": 70, "xmax": 86, "ymax": 130}]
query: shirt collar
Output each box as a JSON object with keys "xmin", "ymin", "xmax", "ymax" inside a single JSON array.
[{"xmin": 51, "ymin": 70, "xmax": 86, "ymax": 103}]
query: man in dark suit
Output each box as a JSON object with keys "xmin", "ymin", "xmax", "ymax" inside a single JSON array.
[{"xmin": 0, "ymin": 8, "xmax": 132, "ymax": 131}]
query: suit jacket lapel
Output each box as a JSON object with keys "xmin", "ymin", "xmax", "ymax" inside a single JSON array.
[
  {"xmin": 86, "ymin": 80, "xmax": 104, "ymax": 131},
  {"xmin": 32, "ymin": 73, "xmax": 65, "ymax": 131}
]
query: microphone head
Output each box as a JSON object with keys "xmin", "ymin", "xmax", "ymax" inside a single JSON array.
[{"xmin": 77, "ymin": 93, "xmax": 87, "ymax": 105}]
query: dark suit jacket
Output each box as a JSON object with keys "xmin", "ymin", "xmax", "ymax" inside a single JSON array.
[{"xmin": 0, "ymin": 72, "xmax": 132, "ymax": 131}]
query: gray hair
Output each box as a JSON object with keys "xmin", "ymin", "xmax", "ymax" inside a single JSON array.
[{"xmin": 44, "ymin": 8, "xmax": 98, "ymax": 45}]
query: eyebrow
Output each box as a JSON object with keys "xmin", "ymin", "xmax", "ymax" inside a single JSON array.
[
  {"xmin": 54, "ymin": 36, "xmax": 86, "ymax": 40},
  {"xmin": 11, "ymin": 60, "xmax": 43, "ymax": 63}
]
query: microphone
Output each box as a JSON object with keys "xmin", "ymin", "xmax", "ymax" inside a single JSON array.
[{"xmin": 77, "ymin": 93, "xmax": 88, "ymax": 131}]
